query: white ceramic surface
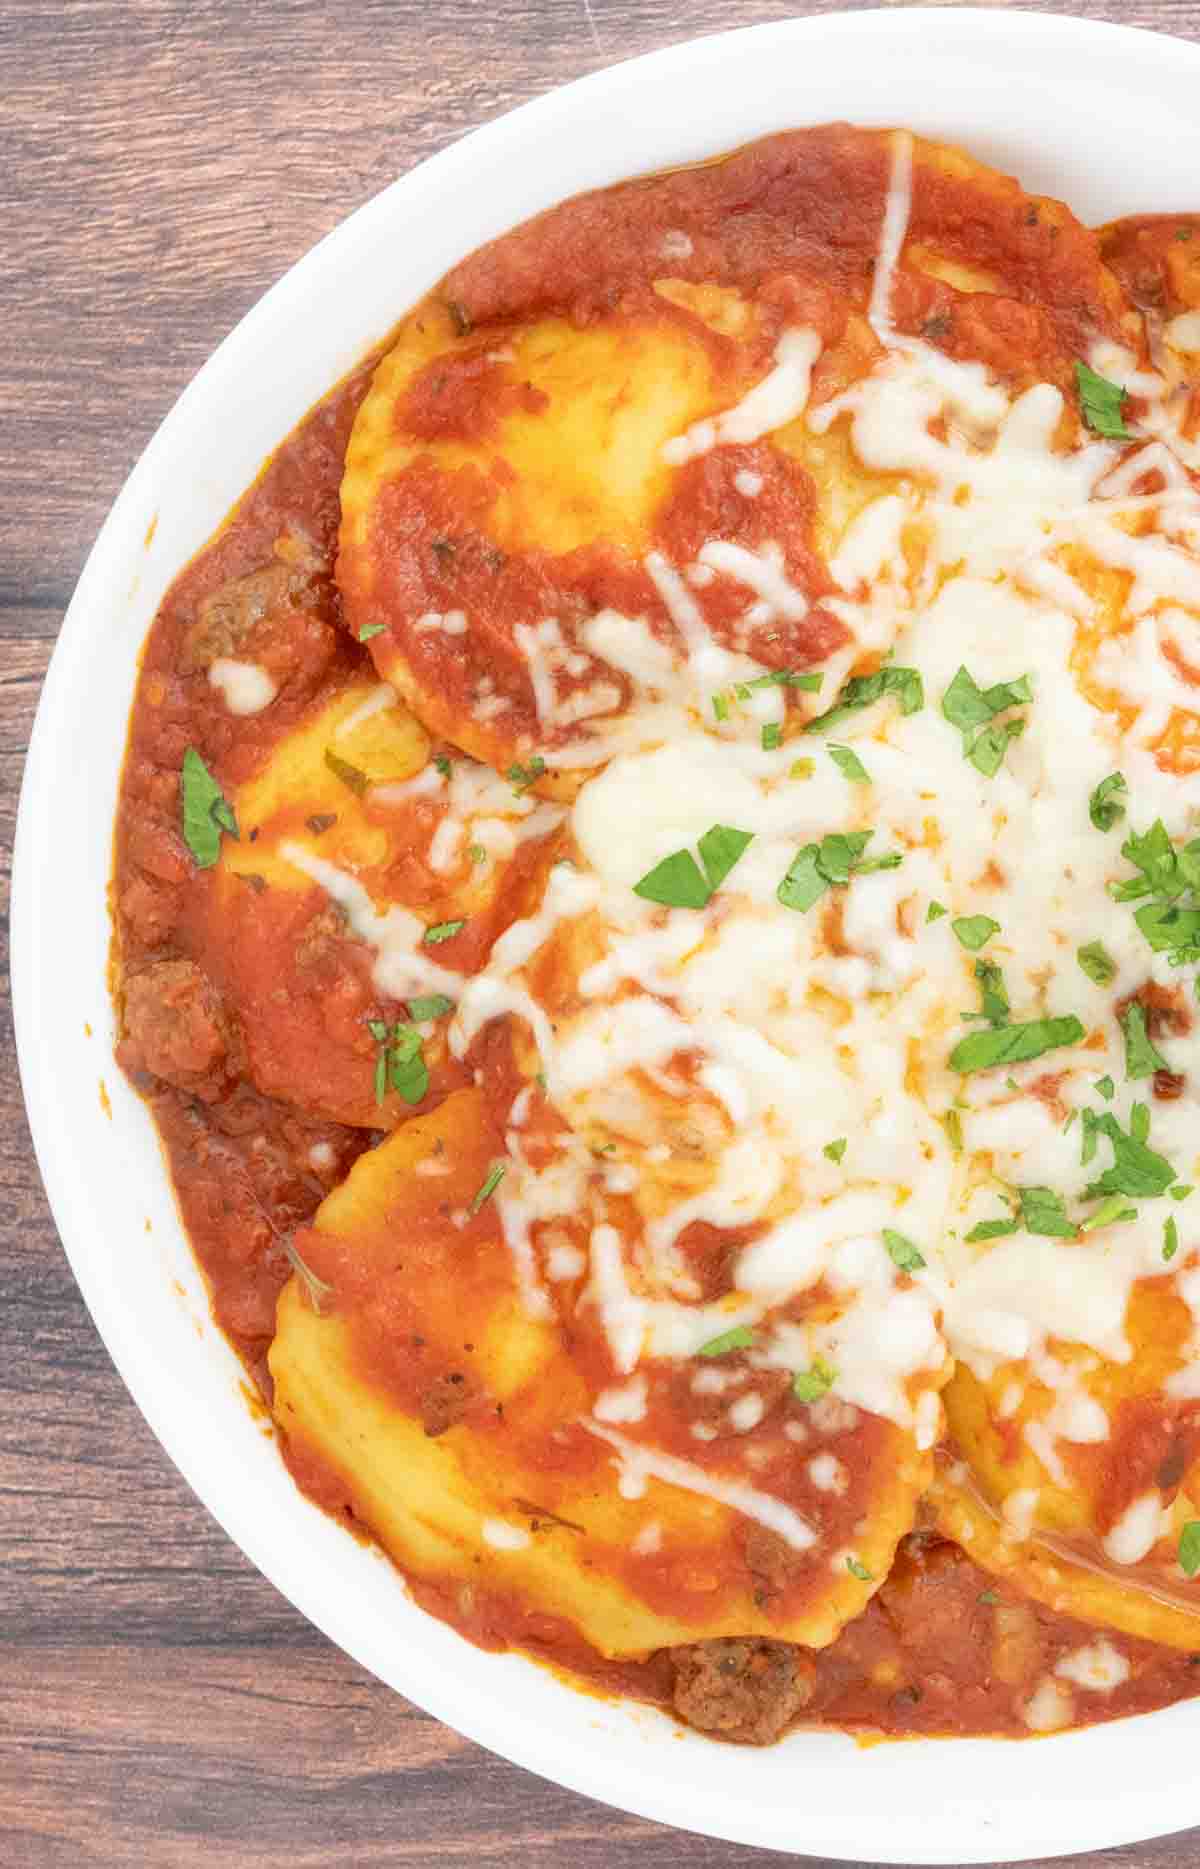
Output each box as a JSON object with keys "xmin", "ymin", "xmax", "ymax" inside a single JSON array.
[{"xmin": 15, "ymin": 11, "xmax": 1200, "ymax": 1861}]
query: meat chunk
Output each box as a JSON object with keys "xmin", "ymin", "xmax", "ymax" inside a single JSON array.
[
  {"xmin": 420, "ymin": 1370, "xmax": 474, "ymax": 1437},
  {"xmin": 120, "ymin": 960, "xmax": 232, "ymax": 1100},
  {"xmin": 669, "ymin": 1639, "xmax": 815, "ymax": 1744},
  {"xmin": 181, "ymin": 532, "xmax": 326, "ymax": 673}
]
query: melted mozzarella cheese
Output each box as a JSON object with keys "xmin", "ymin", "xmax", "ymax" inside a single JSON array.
[{"xmin": 208, "ymin": 658, "xmax": 277, "ymax": 715}]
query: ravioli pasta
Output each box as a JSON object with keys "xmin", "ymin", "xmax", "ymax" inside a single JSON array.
[{"xmin": 113, "ymin": 124, "xmax": 1200, "ymax": 1743}]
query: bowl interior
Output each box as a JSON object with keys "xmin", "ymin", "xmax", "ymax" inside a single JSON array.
[{"xmin": 15, "ymin": 10, "xmax": 1200, "ymax": 1861}]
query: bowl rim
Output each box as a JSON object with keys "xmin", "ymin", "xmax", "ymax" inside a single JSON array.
[{"xmin": 15, "ymin": 8, "xmax": 1200, "ymax": 1861}]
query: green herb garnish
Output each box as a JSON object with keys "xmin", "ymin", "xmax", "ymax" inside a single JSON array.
[
  {"xmin": 1018, "ymin": 1185, "xmax": 1077, "ymax": 1238},
  {"xmin": 803, "ymin": 666, "xmax": 923, "ymax": 734},
  {"xmin": 792, "ymin": 1358, "xmax": 838, "ymax": 1403},
  {"xmin": 1096, "ymin": 1074, "xmax": 1115, "ymax": 1100},
  {"xmin": 1179, "ymin": 1521, "xmax": 1200, "ymax": 1578},
  {"xmin": 697, "ymin": 1325, "xmax": 756, "ymax": 1358},
  {"xmin": 1111, "ymin": 820, "xmax": 1200, "ymax": 967},
  {"xmin": 1164, "ymin": 1216, "xmax": 1180, "ymax": 1262},
  {"xmin": 407, "ymin": 994, "xmax": 454, "ymax": 1022},
  {"xmin": 181, "ymin": 747, "xmax": 239, "ymax": 868},
  {"xmin": 468, "ymin": 1161, "xmax": 507, "ymax": 1216},
  {"xmin": 508, "ymin": 755, "xmax": 546, "ymax": 793},
  {"xmin": 777, "ymin": 830, "xmax": 901, "ymax": 913},
  {"xmin": 829, "ymin": 744, "xmax": 870, "ymax": 784},
  {"xmin": 1121, "ymin": 1001, "xmax": 1169, "ymax": 1080},
  {"xmin": 846, "ymin": 1556, "xmax": 874, "ymax": 1582},
  {"xmin": 1083, "ymin": 1105, "xmax": 1176, "ymax": 1201},
  {"xmin": 1077, "ymin": 941, "xmax": 1116, "ymax": 986},
  {"xmin": 883, "ymin": 1229, "xmax": 926, "ymax": 1272},
  {"xmin": 424, "ymin": 919, "xmax": 465, "ymax": 945},
  {"xmin": 634, "ymin": 824, "xmax": 754, "ymax": 910},
  {"xmin": 927, "ymin": 901, "xmax": 947, "ymax": 923},
  {"xmin": 358, "ymin": 623, "xmax": 386, "ymax": 641},
  {"xmin": 1089, "ymin": 771, "xmax": 1127, "ymax": 832},
  {"xmin": 953, "ymin": 915, "xmax": 1000, "ymax": 952},
  {"xmin": 824, "ymin": 1138, "xmax": 848, "ymax": 1164},
  {"xmin": 950, "ymin": 1014, "xmax": 1084, "ymax": 1076},
  {"xmin": 368, "ymin": 1018, "xmax": 429, "ymax": 1106},
  {"xmin": 942, "ymin": 666, "xmax": 1032, "ymax": 776},
  {"xmin": 1076, "ymin": 360, "xmax": 1131, "ymax": 439},
  {"xmin": 761, "ymin": 721, "xmax": 781, "ymax": 751}
]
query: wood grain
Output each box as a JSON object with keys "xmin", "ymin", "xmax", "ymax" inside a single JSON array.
[{"xmin": 6, "ymin": 2, "xmax": 1200, "ymax": 1863}]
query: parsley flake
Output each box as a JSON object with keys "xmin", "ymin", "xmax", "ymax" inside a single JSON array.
[
  {"xmin": 1121, "ymin": 1001, "xmax": 1169, "ymax": 1080},
  {"xmin": 1076, "ymin": 360, "xmax": 1131, "ymax": 439},
  {"xmin": 1180, "ymin": 1521, "xmax": 1200, "ymax": 1577},
  {"xmin": 424, "ymin": 919, "xmax": 465, "ymax": 945},
  {"xmin": 942, "ymin": 667, "xmax": 1032, "ymax": 776},
  {"xmin": 407, "ymin": 994, "xmax": 454, "ymax": 1022},
  {"xmin": 1164, "ymin": 1216, "xmax": 1180, "ymax": 1262},
  {"xmin": 508, "ymin": 755, "xmax": 546, "ymax": 793},
  {"xmin": 697, "ymin": 1325, "xmax": 756, "ymax": 1358},
  {"xmin": 1019, "ymin": 1185, "xmax": 1077, "ymax": 1238},
  {"xmin": 357, "ymin": 623, "xmax": 386, "ymax": 641},
  {"xmin": 927, "ymin": 901, "xmax": 948, "ymax": 923},
  {"xmin": 761, "ymin": 721, "xmax": 781, "ymax": 751},
  {"xmin": 950, "ymin": 1014, "xmax": 1084, "ymax": 1076},
  {"xmin": 634, "ymin": 825, "xmax": 754, "ymax": 910},
  {"xmin": 1077, "ymin": 941, "xmax": 1116, "ymax": 986},
  {"xmin": 883, "ymin": 1229, "xmax": 926, "ymax": 1272},
  {"xmin": 1078, "ymin": 1192, "xmax": 1136, "ymax": 1234},
  {"xmin": 803, "ymin": 666, "xmax": 923, "ymax": 735},
  {"xmin": 369, "ymin": 1019, "xmax": 429, "ymax": 1106},
  {"xmin": 846, "ymin": 1556, "xmax": 874, "ymax": 1582},
  {"xmin": 1089, "ymin": 771, "xmax": 1127, "ymax": 832},
  {"xmin": 1096, "ymin": 1074, "xmax": 1116, "ymax": 1100},
  {"xmin": 1083, "ymin": 1106, "xmax": 1176, "ymax": 1201},
  {"xmin": 792, "ymin": 1358, "xmax": 838, "ymax": 1403},
  {"xmin": 829, "ymin": 744, "xmax": 870, "ymax": 784},
  {"xmin": 1111, "ymin": 820, "xmax": 1200, "ymax": 967},
  {"xmin": 953, "ymin": 915, "xmax": 1000, "ymax": 952},
  {"xmin": 180, "ymin": 747, "xmax": 239, "ymax": 868},
  {"xmin": 468, "ymin": 1161, "xmax": 507, "ymax": 1216},
  {"xmin": 777, "ymin": 830, "xmax": 901, "ymax": 913},
  {"xmin": 824, "ymin": 1138, "xmax": 848, "ymax": 1164}
]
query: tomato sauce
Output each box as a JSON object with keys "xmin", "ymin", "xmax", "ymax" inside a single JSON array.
[{"xmin": 111, "ymin": 131, "xmax": 1200, "ymax": 1743}]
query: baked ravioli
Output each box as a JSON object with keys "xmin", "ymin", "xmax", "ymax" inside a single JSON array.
[{"xmin": 113, "ymin": 125, "xmax": 1200, "ymax": 1743}]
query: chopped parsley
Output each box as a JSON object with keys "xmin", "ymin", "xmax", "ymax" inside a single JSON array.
[
  {"xmin": 942, "ymin": 666, "xmax": 1033, "ymax": 777},
  {"xmin": 950, "ymin": 1014, "xmax": 1084, "ymax": 1076},
  {"xmin": 943, "ymin": 1108, "xmax": 963, "ymax": 1153},
  {"xmin": 978, "ymin": 1590, "xmax": 999, "ymax": 1607},
  {"xmin": 761, "ymin": 721, "xmax": 781, "ymax": 751},
  {"xmin": 1019, "ymin": 1186, "xmax": 1076, "ymax": 1237},
  {"xmin": 829, "ymin": 744, "xmax": 870, "ymax": 784},
  {"xmin": 803, "ymin": 665, "xmax": 923, "ymax": 735},
  {"xmin": 1089, "ymin": 771, "xmax": 1127, "ymax": 832},
  {"xmin": 824, "ymin": 1138, "xmax": 848, "ymax": 1164},
  {"xmin": 368, "ymin": 1018, "xmax": 429, "ymax": 1106},
  {"xmin": 1095, "ymin": 1074, "xmax": 1115, "ymax": 1100},
  {"xmin": 846, "ymin": 1557, "xmax": 874, "ymax": 1582},
  {"xmin": 1083, "ymin": 1105, "xmax": 1176, "ymax": 1201},
  {"xmin": 777, "ymin": 830, "xmax": 902, "ymax": 914},
  {"xmin": 927, "ymin": 900, "xmax": 947, "ymax": 923},
  {"xmin": 792, "ymin": 1358, "xmax": 837, "ymax": 1403},
  {"xmin": 1120, "ymin": 1001, "xmax": 1169, "ymax": 1080},
  {"xmin": 883, "ymin": 1228, "xmax": 926, "ymax": 1272},
  {"xmin": 180, "ymin": 747, "xmax": 239, "ymax": 868},
  {"xmin": 1172, "ymin": 1184, "xmax": 1195, "ymax": 1202},
  {"xmin": 1164, "ymin": 1216, "xmax": 1180, "ymax": 1262},
  {"xmin": 323, "ymin": 748, "xmax": 369, "ymax": 797},
  {"xmin": 1077, "ymin": 1192, "xmax": 1136, "ymax": 1234},
  {"xmin": 424, "ymin": 919, "xmax": 465, "ymax": 944},
  {"xmin": 508, "ymin": 755, "xmax": 546, "ymax": 793},
  {"xmin": 789, "ymin": 757, "xmax": 814, "ymax": 781},
  {"xmin": 697, "ymin": 1325, "xmax": 756, "ymax": 1358},
  {"xmin": 634, "ymin": 824, "xmax": 754, "ymax": 910},
  {"xmin": 407, "ymin": 994, "xmax": 454, "ymax": 1022},
  {"xmin": 966, "ymin": 1214, "xmax": 1019, "ymax": 1242},
  {"xmin": 468, "ymin": 1161, "xmax": 507, "ymax": 1216},
  {"xmin": 1077, "ymin": 940, "xmax": 1116, "ymax": 986},
  {"xmin": 1110, "ymin": 820, "xmax": 1200, "ymax": 967},
  {"xmin": 433, "ymin": 754, "xmax": 453, "ymax": 778},
  {"xmin": 1076, "ymin": 360, "xmax": 1131, "ymax": 439},
  {"xmin": 357, "ymin": 623, "xmax": 386, "ymax": 641},
  {"xmin": 953, "ymin": 915, "xmax": 1000, "ymax": 952},
  {"xmin": 1179, "ymin": 1521, "xmax": 1200, "ymax": 1578}
]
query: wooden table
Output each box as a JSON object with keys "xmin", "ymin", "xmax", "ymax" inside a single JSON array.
[{"xmin": 6, "ymin": 2, "xmax": 1200, "ymax": 1862}]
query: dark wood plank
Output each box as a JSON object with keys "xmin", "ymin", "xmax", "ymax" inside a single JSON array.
[{"xmin": 6, "ymin": 2, "xmax": 1200, "ymax": 1864}]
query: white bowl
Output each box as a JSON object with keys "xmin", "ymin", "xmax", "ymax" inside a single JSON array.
[{"xmin": 15, "ymin": 9, "xmax": 1200, "ymax": 1860}]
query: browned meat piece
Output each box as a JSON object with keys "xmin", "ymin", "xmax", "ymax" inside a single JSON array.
[
  {"xmin": 670, "ymin": 1639, "xmax": 815, "ymax": 1744},
  {"xmin": 181, "ymin": 532, "xmax": 324, "ymax": 672},
  {"xmin": 120, "ymin": 960, "xmax": 233, "ymax": 1101},
  {"xmin": 420, "ymin": 1370, "xmax": 474, "ymax": 1437}
]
